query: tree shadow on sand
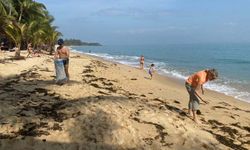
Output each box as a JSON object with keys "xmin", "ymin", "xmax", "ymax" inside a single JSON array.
[
  {"xmin": 0, "ymin": 64, "xmax": 249, "ymax": 150},
  {"xmin": 0, "ymin": 71, "xmax": 143, "ymax": 150}
]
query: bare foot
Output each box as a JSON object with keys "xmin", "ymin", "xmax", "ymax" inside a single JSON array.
[{"xmin": 194, "ymin": 119, "xmax": 201, "ymax": 124}]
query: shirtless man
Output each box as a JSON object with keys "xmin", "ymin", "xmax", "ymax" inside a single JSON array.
[{"xmin": 54, "ymin": 39, "xmax": 70, "ymax": 80}]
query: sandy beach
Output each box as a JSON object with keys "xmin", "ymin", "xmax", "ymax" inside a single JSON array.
[{"xmin": 0, "ymin": 51, "xmax": 249, "ymax": 150}]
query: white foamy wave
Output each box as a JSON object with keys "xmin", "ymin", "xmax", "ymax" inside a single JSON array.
[
  {"xmin": 112, "ymin": 55, "xmax": 140, "ymax": 60},
  {"xmin": 71, "ymin": 48, "xmax": 84, "ymax": 54},
  {"xmin": 88, "ymin": 52, "xmax": 115, "ymax": 60},
  {"xmin": 205, "ymin": 82, "xmax": 250, "ymax": 102},
  {"xmin": 85, "ymin": 52, "xmax": 139, "ymax": 67},
  {"xmin": 160, "ymin": 69, "xmax": 187, "ymax": 80}
]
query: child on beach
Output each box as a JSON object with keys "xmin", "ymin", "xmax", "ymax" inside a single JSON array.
[
  {"xmin": 185, "ymin": 69, "xmax": 218, "ymax": 123},
  {"xmin": 149, "ymin": 64, "xmax": 155, "ymax": 80}
]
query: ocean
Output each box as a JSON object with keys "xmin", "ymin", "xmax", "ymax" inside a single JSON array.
[{"xmin": 70, "ymin": 43, "xmax": 250, "ymax": 103}]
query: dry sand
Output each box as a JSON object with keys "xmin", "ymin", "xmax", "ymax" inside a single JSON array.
[{"xmin": 0, "ymin": 51, "xmax": 249, "ymax": 150}]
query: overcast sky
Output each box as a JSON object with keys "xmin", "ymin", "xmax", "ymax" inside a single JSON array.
[{"xmin": 37, "ymin": 0, "xmax": 250, "ymax": 45}]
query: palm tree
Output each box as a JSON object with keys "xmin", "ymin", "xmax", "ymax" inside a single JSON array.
[
  {"xmin": 0, "ymin": 0, "xmax": 15, "ymax": 35},
  {"xmin": 4, "ymin": 21, "xmax": 26, "ymax": 57},
  {"xmin": 0, "ymin": 0, "xmax": 16, "ymax": 16},
  {"xmin": 1, "ymin": 0, "xmax": 61, "ymax": 57},
  {"xmin": 12, "ymin": 0, "xmax": 46, "ymax": 23},
  {"xmin": 46, "ymin": 26, "xmax": 62, "ymax": 55}
]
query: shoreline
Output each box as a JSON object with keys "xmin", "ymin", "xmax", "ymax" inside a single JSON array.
[
  {"xmin": 0, "ymin": 51, "xmax": 249, "ymax": 149},
  {"xmin": 73, "ymin": 50, "xmax": 250, "ymax": 104}
]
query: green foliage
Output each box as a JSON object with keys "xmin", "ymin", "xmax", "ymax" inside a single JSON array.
[
  {"xmin": 0, "ymin": 0, "xmax": 61, "ymax": 56},
  {"xmin": 64, "ymin": 39, "xmax": 102, "ymax": 46}
]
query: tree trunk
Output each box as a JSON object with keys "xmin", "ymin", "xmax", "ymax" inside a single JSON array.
[
  {"xmin": 49, "ymin": 43, "xmax": 54, "ymax": 55},
  {"xmin": 15, "ymin": 44, "xmax": 21, "ymax": 58},
  {"xmin": 18, "ymin": 7, "xmax": 23, "ymax": 22}
]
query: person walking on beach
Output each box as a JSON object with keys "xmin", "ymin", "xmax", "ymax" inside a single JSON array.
[
  {"xmin": 149, "ymin": 64, "xmax": 155, "ymax": 80},
  {"xmin": 140, "ymin": 55, "xmax": 144, "ymax": 70},
  {"xmin": 185, "ymin": 69, "xmax": 218, "ymax": 123},
  {"xmin": 54, "ymin": 39, "xmax": 70, "ymax": 80}
]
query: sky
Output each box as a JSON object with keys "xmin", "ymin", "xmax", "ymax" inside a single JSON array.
[{"xmin": 36, "ymin": 0, "xmax": 250, "ymax": 45}]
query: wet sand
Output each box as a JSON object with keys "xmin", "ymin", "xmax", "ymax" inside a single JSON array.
[{"xmin": 0, "ymin": 51, "xmax": 249, "ymax": 150}]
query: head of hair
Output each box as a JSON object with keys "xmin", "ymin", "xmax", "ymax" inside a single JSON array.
[
  {"xmin": 151, "ymin": 64, "xmax": 155, "ymax": 67},
  {"xmin": 57, "ymin": 39, "xmax": 64, "ymax": 45},
  {"xmin": 209, "ymin": 68, "xmax": 218, "ymax": 79}
]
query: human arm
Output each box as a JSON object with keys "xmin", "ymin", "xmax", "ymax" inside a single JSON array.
[
  {"xmin": 194, "ymin": 90, "xmax": 209, "ymax": 104},
  {"xmin": 54, "ymin": 49, "xmax": 59, "ymax": 59},
  {"xmin": 66, "ymin": 47, "xmax": 70, "ymax": 58},
  {"xmin": 201, "ymin": 84, "xmax": 204, "ymax": 94}
]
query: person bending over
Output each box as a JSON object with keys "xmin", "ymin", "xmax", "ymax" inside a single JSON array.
[{"xmin": 185, "ymin": 69, "xmax": 218, "ymax": 123}]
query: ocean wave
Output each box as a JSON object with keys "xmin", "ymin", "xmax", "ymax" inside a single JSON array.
[
  {"xmin": 160, "ymin": 69, "xmax": 187, "ymax": 79},
  {"xmin": 205, "ymin": 83, "xmax": 250, "ymax": 102}
]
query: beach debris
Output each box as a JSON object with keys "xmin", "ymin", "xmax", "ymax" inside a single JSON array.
[
  {"xmin": 218, "ymin": 102, "xmax": 232, "ymax": 107},
  {"xmin": 98, "ymin": 90, "xmax": 110, "ymax": 95},
  {"xmin": 18, "ymin": 122, "xmax": 50, "ymax": 137},
  {"xmin": 196, "ymin": 110, "xmax": 202, "ymax": 115},
  {"xmin": 205, "ymin": 119, "xmax": 250, "ymax": 150},
  {"xmin": 205, "ymin": 129, "xmax": 247, "ymax": 150},
  {"xmin": 82, "ymin": 68, "xmax": 94, "ymax": 74},
  {"xmin": 211, "ymin": 106, "xmax": 229, "ymax": 110},
  {"xmin": 102, "ymin": 81, "xmax": 113, "ymax": 86},
  {"xmin": 173, "ymin": 100, "xmax": 181, "ymax": 104},
  {"xmin": 143, "ymin": 137, "xmax": 154, "ymax": 145},
  {"xmin": 131, "ymin": 116, "xmax": 169, "ymax": 146}
]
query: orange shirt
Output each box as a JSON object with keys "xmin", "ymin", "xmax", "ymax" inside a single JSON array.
[{"xmin": 186, "ymin": 70, "xmax": 208, "ymax": 88}]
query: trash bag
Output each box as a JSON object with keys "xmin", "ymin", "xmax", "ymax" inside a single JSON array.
[{"xmin": 54, "ymin": 59, "xmax": 67, "ymax": 84}]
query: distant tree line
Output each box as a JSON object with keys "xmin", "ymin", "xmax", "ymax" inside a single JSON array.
[{"xmin": 64, "ymin": 39, "xmax": 102, "ymax": 46}]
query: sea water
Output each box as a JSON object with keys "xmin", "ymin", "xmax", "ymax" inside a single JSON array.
[{"xmin": 71, "ymin": 43, "xmax": 250, "ymax": 103}]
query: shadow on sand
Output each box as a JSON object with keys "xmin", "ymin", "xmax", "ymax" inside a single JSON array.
[
  {"xmin": 0, "ymin": 67, "xmax": 145, "ymax": 149},
  {"xmin": 0, "ymin": 63, "xmax": 249, "ymax": 150}
]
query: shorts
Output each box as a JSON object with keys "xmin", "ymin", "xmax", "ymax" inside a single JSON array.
[
  {"xmin": 62, "ymin": 58, "xmax": 69, "ymax": 66},
  {"xmin": 185, "ymin": 82, "xmax": 200, "ymax": 111},
  {"xmin": 149, "ymin": 70, "xmax": 152, "ymax": 76}
]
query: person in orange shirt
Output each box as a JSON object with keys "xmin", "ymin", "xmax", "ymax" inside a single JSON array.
[{"xmin": 185, "ymin": 69, "xmax": 218, "ymax": 123}]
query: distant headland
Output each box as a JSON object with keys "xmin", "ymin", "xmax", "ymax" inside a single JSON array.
[{"xmin": 64, "ymin": 39, "xmax": 102, "ymax": 46}]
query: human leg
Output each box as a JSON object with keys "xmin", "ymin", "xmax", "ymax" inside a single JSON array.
[
  {"xmin": 186, "ymin": 83, "xmax": 200, "ymax": 122},
  {"xmin": 64, "ymin": 64, "xmax": 69, "ymax": 80},
  {"xmin": 140, "ymin": 62, "xmax": 143, "ymax": 69}
]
